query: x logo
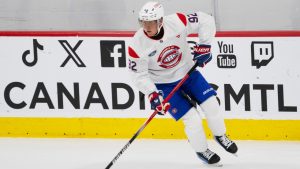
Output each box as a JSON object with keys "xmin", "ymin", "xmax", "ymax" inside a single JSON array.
[{"xmin": 59, "ymin": 40, "xmax": 86, "ymax": 67}]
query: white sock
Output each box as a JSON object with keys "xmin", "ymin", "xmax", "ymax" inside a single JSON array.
[
  {"xmin": 182, "ymin": 107, "xmax": 208, "ymax": 152},
  {"xmin": 200, "ymin": 96, "xmax": 226, "ymax": 136}
]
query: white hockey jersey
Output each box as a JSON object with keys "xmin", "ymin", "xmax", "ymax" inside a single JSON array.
[{"xmin": 128, "ymin": 11, "xmax": 216, "ymax": 96}]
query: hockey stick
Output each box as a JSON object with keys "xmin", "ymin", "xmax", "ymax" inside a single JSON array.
[{"xmin": 105, "ymin": 62, "xmax": 198, "ymax": 169}]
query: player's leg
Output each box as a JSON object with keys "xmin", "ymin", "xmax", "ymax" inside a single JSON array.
[
  {"xmin": 200, "ymin": 96, "xmax": 237, "ymax": 154},
  {"xmin": 200, "ymin": 96, "xmax": 226, "ymax": 136},
  {"xmin": 156, "ymin": 82, "xmax": 221, "ymax": 164},
  {"xmin": 182, "ymin": 70, "xmax": 238, "ymax": 154},
  {"xmin": 181, "ymin": 107, "xmax": 221, "ymax": 164}
]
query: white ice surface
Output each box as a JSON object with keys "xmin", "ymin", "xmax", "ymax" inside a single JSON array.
[{"xmin": 0, "ymin": 138, "xmax": 299, "ymax": 169}]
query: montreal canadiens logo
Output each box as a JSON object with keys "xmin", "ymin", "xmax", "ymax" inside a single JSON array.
[{"xmin": 157, "ymin": 45, "xmax": 182, "ymax": 69}]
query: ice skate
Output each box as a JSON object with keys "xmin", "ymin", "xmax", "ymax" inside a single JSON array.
[
  {"xmin": 196, "ymin": 149, "xmax": 223, "ymax": 167},
  {"xmin": 215, "ymin": 134, "xmax": 238, "ymax": 155}
]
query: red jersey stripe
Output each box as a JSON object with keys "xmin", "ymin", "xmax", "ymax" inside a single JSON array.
[
  {"xmin": 128, "ymin": 46, "xmax": 140, "ymax": 58},
  {"xmin": 176, "ymin": 13, "xmax": 187, "ymax": 27}
]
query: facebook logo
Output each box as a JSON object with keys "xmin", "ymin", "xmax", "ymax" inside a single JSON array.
[
  {"xmin": 100, "ymin": 40, "xmax": 126, "ymax": 67},
  {"xmin": 251, "ymin": 41, "xmax": 274, "ymax": 69}
]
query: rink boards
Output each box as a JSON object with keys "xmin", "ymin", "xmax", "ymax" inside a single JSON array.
[{"xmin": 0, "ymin": 31, "xmax": 299, "ymax": 140}]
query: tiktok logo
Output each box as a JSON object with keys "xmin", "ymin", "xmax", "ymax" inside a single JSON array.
[
  {"xmin": 22, "ymin": 39, "xmax": 44, "ymax": 67},
  {"xmin": 100, "ymin": 40, "xmax": 126, "ymax": 68}
]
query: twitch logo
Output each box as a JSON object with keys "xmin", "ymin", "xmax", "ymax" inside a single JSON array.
[
  {"xmin": 100, "ymin": 40, "xmax": 126, "ymax": 67},
  {"xmin": 251, "ymin": 41, "xmax": 274, "ymax": 69}
]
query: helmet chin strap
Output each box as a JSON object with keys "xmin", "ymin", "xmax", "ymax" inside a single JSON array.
[{"xmin": 154, "ymin": 18, "xmax": 163, "ymax": 36}]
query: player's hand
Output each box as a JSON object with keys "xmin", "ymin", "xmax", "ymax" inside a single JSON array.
[
  {"xmin": 193, "ymin": 44, "xmax": 212, "ymax": 67},
  {"xmin": 148, "ymin": 91, "xmax": 170, "ymax": 115}
]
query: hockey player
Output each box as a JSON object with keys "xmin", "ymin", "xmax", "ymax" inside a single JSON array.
[{"xmin": 128, "ymin": 1, "xmax": 238, "ymax": 165}]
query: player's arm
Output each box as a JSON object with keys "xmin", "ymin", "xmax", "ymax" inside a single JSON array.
[
  {"xmin": 185, "ymin": 11, "xmax": 216, "ymax": 44},
  {"xmin": 128, "ymin": 46, "xmax": 170, "ymax": 114},
  {"xmin": 128, "ymin": 46, "xmax": 157, "ymax": 96},
  {"xmin": 177, "ymin": 11, "xmax": 216, "ymax": 67}
]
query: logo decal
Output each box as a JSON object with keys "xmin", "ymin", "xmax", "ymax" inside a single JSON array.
[
  {"xmin": 217, "ymin": 41, "xmax": 237, "ymax": 68},
  {"xmin": 157, "ymin": 45, "xmax": 182, "ymax": 69},
  {"xmin": 251, "ymin": 41, "xmax": 274, "ymax": 69},
  {"xmin": 148, "ymin": 50, "xmax": 157, "ymax": 57},
  {"xmin": 171, "ymin": 108, "xmax": 177, "ymax": 114},
  {"xmin": 100, "ymin": 40, "xmax": 126, "ymax": 68}
]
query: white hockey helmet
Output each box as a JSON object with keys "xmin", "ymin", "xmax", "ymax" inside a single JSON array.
[{"xmin": 138, "ymin": 1, "xmax": 164, "ymax": 21}]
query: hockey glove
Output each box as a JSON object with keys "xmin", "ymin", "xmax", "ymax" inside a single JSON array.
[
  {"xmin": 193, "ymin": 44, "xmax": 212, "ymax": 67},
  {"xmin": 148, "ymin": 91, "xmax": 170, "ymax": 115}
]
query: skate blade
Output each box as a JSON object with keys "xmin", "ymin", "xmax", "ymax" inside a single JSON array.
[
  {"xmin": 202, "ymin": 161, "xmax": 223, "ymax": 167},
  {"xmin": 207, "ymin": 162, "xmax": 223, "ymax": 167},
  {"xmin": 232, "ymin": 153, "xmax": 238, "ymax": 157}
]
